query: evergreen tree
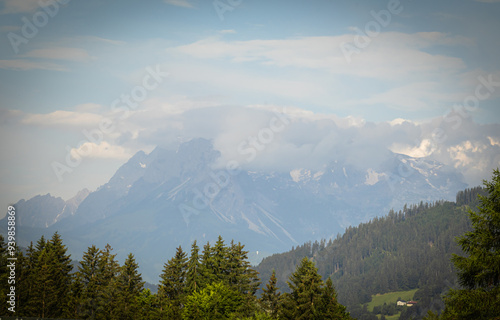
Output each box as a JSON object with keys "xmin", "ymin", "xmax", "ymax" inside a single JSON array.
[
  {"xmin": 281, "ymin": 257, "xmax": 324, "ymax": 319},
  {"xmin": 186, "ymin": 240, "xmax": 202, "ymax": 293},
  {"xmin": 78, "ymin": 245, "xmax": 103, "ymax": 319},
  {"xmin": 199, "ymin": 241, "xmax": 214, "ymax": 287},
  {"xmin": 210, "ymin": 235, "xmax": 229, "ymax": 283},
  {"xmin": 97, "ymin": 244, "xmax": 121, "ymax": 320},
  {"xmin": 137, "ymin": 288, "xmax": 159, "ymax": 319},
  {"xmin": 182, "ymin": 282, "xmax": 243, "ymax": 320},
  {"xmin": 159, "ymin": 245, "xmax": 188, "ymax": 318},
  {"xmin": 228, "ymin": 240, "xmax": 260, "ymax": 295},
  {"xmin": 440, "ymin": 169, "xmax": 500, "ymax": 319},
  {"xmin": 317, "ymin": 278, "xmax": 351, "ymax": 320},
  {"xmin": 29, "ymin": 233, "xmax": 72, "ymax": 318},
  {"xmin": 47, "ymin": 232, "xmax": 73, "ymax": 317},
  {"xmin": 66, "ymin": 275, "xmax": 84, "ymax": 319},
  {"xmin": 16, "ymin": 242, "xmax": 36, "ymax": 316},
  {"xmin": 260, "ymin": 269, "xmax": 281, "ymax": 319},
  {"xmin": 115, "ymin": 253, "xmax": 144, "ymax": 320}
]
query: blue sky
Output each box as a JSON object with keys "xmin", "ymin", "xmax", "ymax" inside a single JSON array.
[{"xmin": 0, "ymin": 0, "xmax": 500, "ymax": 217}]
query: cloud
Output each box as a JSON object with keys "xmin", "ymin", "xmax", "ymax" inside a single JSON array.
[
  {"xmin": 164, "ymin": 0, "xmax": 195, "ymax": 8},
  {"xmin": 70, "ymin": 141, "xmax": 131, "ymax": 160},
  {"xmin": 80, "ymin": 36, "xmax": 127, "ymax": 46},
  {"xmin": 168, "ymin": 32, "xmax": 468, "ymax": 80},
  {"xmin": 21, "ymin": 110, "xmax": 103, "ymax": 127},
  {"xmin": 0, "ymin": 0, "xmax": 41, "ymax": 14},
  {"xmin": 22, "ymin": 47, "xmax": 92, "ymax": 62},
  {"xmin": 0, "ymin": 59, "xmax": 66, "ymax": 71}
]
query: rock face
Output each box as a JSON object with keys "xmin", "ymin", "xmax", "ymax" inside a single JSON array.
[
  {"xmin": 4, "ymin": 138, "xmax": 467, "ymax": 283},
  {"xmin": 9, "ymin": 188, "xmax": 90, "ymax": 228}
]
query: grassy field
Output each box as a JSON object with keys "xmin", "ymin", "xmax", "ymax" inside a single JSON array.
[{"xmin": 367, "ymin": 288, "xmax": 418, "ymax": 312}]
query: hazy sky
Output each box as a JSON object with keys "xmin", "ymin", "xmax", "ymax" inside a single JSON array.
[{"xmin": 1, "ymin": 0, "xmax": 500, "ymax": 218}]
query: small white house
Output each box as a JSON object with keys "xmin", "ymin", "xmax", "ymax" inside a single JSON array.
[{"xmin": 397, "ymin": 300, "xmax": 407, "ymax": 306}]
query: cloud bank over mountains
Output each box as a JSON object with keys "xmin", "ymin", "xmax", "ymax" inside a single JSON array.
[{"xmin": 3, "ymin": 100, "xmax": 498, "ymax": 203}]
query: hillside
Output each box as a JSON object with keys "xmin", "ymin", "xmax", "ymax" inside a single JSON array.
[{"xmin": 255, "ymin": 187, "xmax": 485, "ymax": 320}]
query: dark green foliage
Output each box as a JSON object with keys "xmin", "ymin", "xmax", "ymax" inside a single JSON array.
[
  {"xmin": 115, "ymin": 253, "xmax": 145, "ymax": 320},
  {"xmin": 257, "ymin": 197, "xmax": 477, "ymax": 319},
  {"xmin": 186, "ymin": 240, "xmax": 202, "ymax": 293},
  {"xmin": 137, "ymin": 288, "xmax": 160, "ymax": 319},
  {"xmin": 77, "ymin": 244, "xmax": 102, "ymax": 319},
  {"xmin": 260, "ymin": 269, "xmax": 280, "ymax": 318},
  {"xmin": 22, "ymin": 233, "xmax": 73, "ymax": 318},
  {"xmin": 159, "ymin": 245, "xmax": 188, "ymax": 318},
  {"xmin": 280, "ymin": 257, "xmax": 351, "ymax": 320},
  {"xmin": 183, "ymin": 281, "xmax": 243, "ymax": 319},
  {"xmin": 439, "ymin": 169, "xmax": 500, "ymax": 319}
]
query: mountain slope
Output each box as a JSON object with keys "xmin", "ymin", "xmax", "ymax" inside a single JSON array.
[
  {"xmin": 2, "ymin": 138, "xmax": 467, "ymax": 283},
  {"xmin": 255, "ymin": 187, "xmax": 484, "ymax": 319}
]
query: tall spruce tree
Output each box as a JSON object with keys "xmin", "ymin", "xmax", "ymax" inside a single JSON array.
[
  {"xmin": 16, "ymin": 242, "xmax": 36, "ymax": 316},
  {"xmin": 159, "ymin": 245, "xmax": 188, "ymax": 319},
  {"xmin": 186, "ymin": 240, "xmax": 202, "ymax": 293},
  {"xmin": 317, "ymin": 278, "xmax": 351, "ymax": 320},
  {"xmin": 200, "ymin": 241, "xmax": 214, "ymax": 286},
  {"xmin": 115, "ymin": 253, "xmax": 144, "ymax": 320},
  {"xmin": 47, "ymin": 233, "xmax": 73, "ymax": 317},
  {"xmin": 28, "ymin": 233, "xmax": 72, "ymax": 318},
  {"xmin": 281, "ymin": 257, "xmax": 324, "ymax": 319},
  {"xmin": 440, "ymin": 169, "xmax": 500, "ymax": 319},
  {"xmin": 77, "ymin": 245, "xmax": 103, "ymax": 319},
  {"xmin": 260, "ymin": 269, "xmax": 281, "ymax": 319},
  {"xmin": 98, "ymin": 244, "xmax": 121, "ymax": 320}
]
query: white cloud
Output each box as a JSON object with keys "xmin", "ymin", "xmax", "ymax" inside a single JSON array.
[
  {"xmin": 0, "ymin": 0, "xmax": 41, "ymax": 14},
  {"xmin": 21, "ymin": 110, "xmax": 103, "ymax": 127},
  {"xmin": 390, "ymin": 139, "xmax": 437, "ymax": 158},
  {"xmin": 0, "ymin": 59, "xmax": 66, "ymax": 71},
  {"xmin": 70, "ymin": 141, "xmax": 131, "ymax": 160},
  {"xmin": 22, "ymin": 47, "xmax": 92, "ymax": 62},
  {"xmin": 168, "ymin": 32, "xmax": 468, "ymax": 80},
  {"xmin": 164, "ymin": 0, "xmax": 194, "ymax": 8}
]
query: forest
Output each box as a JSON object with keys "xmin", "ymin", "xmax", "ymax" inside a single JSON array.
[
  {"xmin": 256, "ymin": 187, "xmax": 489, "ymax": 319},
  {"xmin": 0, "ymin": 233, "xmax": 351, "ymax": 319},
  {"xmin": 256, "ymin": 172, "xmax": 500, "ymax": 320},
  {"xmin": 1, "ymin": 170, "xmax": 499, "ymax": 320}
]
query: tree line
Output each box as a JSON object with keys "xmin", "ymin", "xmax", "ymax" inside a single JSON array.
[{"xmin": 0, "ymin": 233, "xmax": 351, "ymax": 319}]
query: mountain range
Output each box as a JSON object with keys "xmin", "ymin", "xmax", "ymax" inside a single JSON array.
[{"xmin": 1, "ymin": 138, "xmax": 467, "ymax": 283}]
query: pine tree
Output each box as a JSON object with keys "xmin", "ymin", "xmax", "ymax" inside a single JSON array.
[
  {"xmin": 46, "ymin": 232, "xmax": 73, "ymax": 317},
  {"xmin": 199, "ymin": 241, "xmax": 214, "ymax": 287},
  {"xmin": 97, "ymin": 244, "xmax": 121, "ymax": 320},
  {"xmin": 317, "ymin": 278, "xmax": 351, "ymax": 320},
  {"xmin": 78, "ymin": 245, "xmax": 103, "ymax": 319},
  {"xmin": 260, "ymin": 269, "xmax": 281, "ymax": 319},
  {"xmin": 115, "ymin": 253, "xmax": 144, "ymax": 320},
  {"xmin": 227, "ymin": 240, "xmax": 260, "ymax": 295},
  {"xmin": 16, "ymin": 242, "xmax": 36, "ymax": 316},
  {"xmin": 281, "ymin": 257, "xmax": 324, "ymax": 320},
  {"xmin": 186, "ymin": 240, "xmax": 202, "ymax": 293},
  {"xmin": 29, "ymin": 233, "xmax": 72, "ymax": 318},
  {"xmin": 441, "ymin": 169, "xmax": 500, "ymax": 319},
  {"xmin": 159, "ymin": 246, "xmax": 188, "ymax": 318},
  {"xmin": 182, "ymin": 282, "xmax": 243, "ymax": 320},
  {"xmin": 211, "ymin": 235, "xmax": 229, "ymax": 283}
]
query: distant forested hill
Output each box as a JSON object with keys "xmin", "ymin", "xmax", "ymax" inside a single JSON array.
[{"xmin": 255, "ymin": 186, "xmax": 485, "ymax": 320}]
